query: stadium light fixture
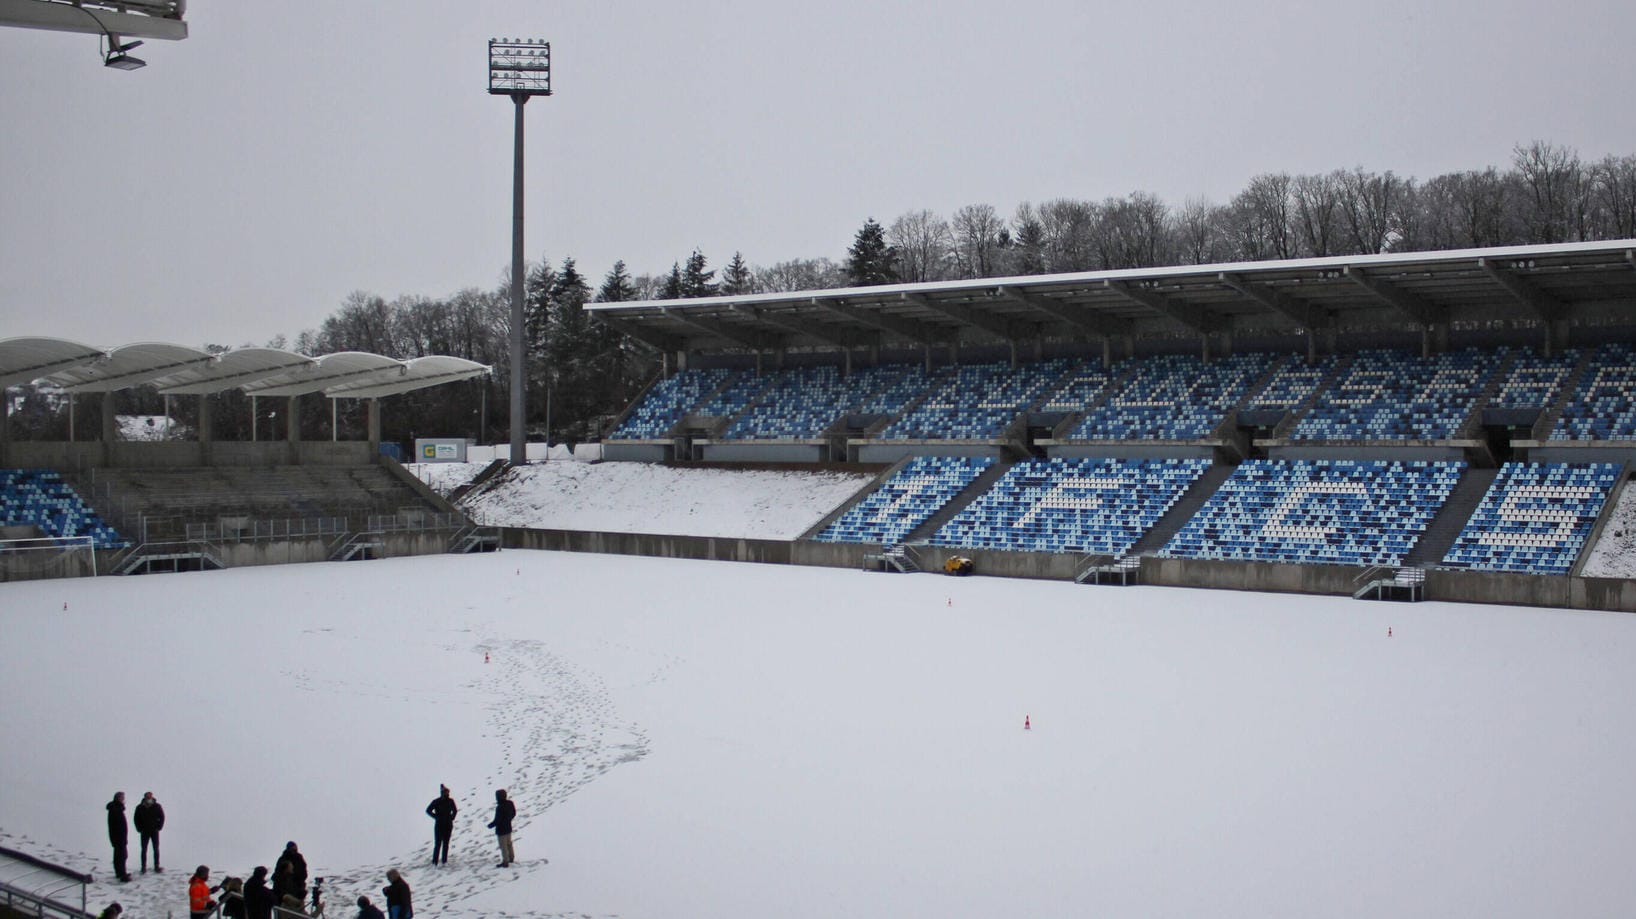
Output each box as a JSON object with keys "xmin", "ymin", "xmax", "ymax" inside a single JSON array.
[
  {"xmin": 104, "ymin": 37, "xmax": 146, "ymax": 70},
  {"xmin": 488, "ymin": 38, "xmax": 553, "ymax": 466}
]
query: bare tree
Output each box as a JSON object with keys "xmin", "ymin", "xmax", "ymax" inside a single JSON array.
[
  {"xmin": 1096, "ymin": 191, "xmax": 1170, "ymax": 268},
  {"xmin": 1513, "ymin": 141, "xmax": 1584, "ymax": 243},
  {"xmin": 888, "ymin": 209, "xmax": 954, "ymax": 282},
  {"xmin": 1591, "ymin": 154, "xmax": 1636, "ymax": 238},
  {"xmin": 754, "ymin": 258, "xmax": 847, "ymax": 292},
  {"xmin": 1171, "ymin": 198, "xmax": 1225, "ymax": 265},
  {"xmin": 950, "ymin": 203, "xmax": 1006, "ymax": 279},
  {"xmin": 1292, "ymin": 172, "xmax": 1346, "ymax": 256},
  {"xmin": 1038, "ymin": 198, "xmax": 1100, "ymax": 271},
  {"xmin": 1225, "ymin": 174, "xmax": 1296, "ymax": 261},
  {"xmin": 1335, "ymin": 168, "xmax": 1406, "ymax": 254}
]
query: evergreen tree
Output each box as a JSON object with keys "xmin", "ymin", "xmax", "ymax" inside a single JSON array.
[
  {"xmin": 720, "ymin": 251, "xmax": 754, "ymax": 295},
  {"xmin": 660, "ymin": 262, "xmax": 683, "ymax": 299},
  {"xmin": 681, "ymin": 248, "xmax": 716, "ymax": 298},
  {"xmin": 846, "ymin": 218, "xmax": 897, "ymax": 285},
  {"xmin": 597, "ymin": 260, "xmax": 637, "ymax": 302}
]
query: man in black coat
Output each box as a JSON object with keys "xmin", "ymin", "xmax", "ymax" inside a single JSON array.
[
  {"xmin": 106, "ymin": 792, "xmax": 131, "ymax": 882},
  {"xmin": 274, "ymin": 842, "xmax": 308, "ymax": 903},
  {"xmin": 424, "ymin": 785, "xmax": 457, "ymax": 865},
  {"xmin": 486, "ymin": 789, "xmax": 517, "ymax": 867},
  {"xmin": 133, "ymin": 792, "xmax": 165, "ymax": 873}
]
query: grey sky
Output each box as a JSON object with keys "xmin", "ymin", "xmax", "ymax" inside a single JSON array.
[{"xmin": 3, "ymin": 0, "xmax": 1634, "ymax": 348}]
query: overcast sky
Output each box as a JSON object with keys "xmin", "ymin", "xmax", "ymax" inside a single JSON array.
[{"xmin": 3, "ymin": 0, "xmax": 1634, "ymax": 348}]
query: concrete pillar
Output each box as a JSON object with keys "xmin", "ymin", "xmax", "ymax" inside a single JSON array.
[
  {"xmin": 251, "ymin": 395, "xmax": 258, "ymax": 442},
  {"xmin": 0, "ymin": 385, "xmax": 9, "ymax": 467},
  {"xmin": 843, "ymin": 350, "xmax": 852, "ymax": 377},
  {"xmin": 1201, "ymin": 336, "xmax": 1212, "ymax": 363},
  {"xmin": 1008, "ymin": 340, "xmax": 1018, "ymax": 368},
  {"xmin": 68, "ymin": 394, "xmax": 75, "ymax": 442},
  {"xmin": 1102, "ymin": 337, "xmax": 1112, "ymax": 370},
  {"xmin": 101, "ymin": 391, "xmax": 116, "ymax": 443},
  {"xmin": 287, "ymin": 395, "xmax": 301, "ymax": 443},
  {"xmin": 367, "ymin": 398, "xmax": 381, "ymax": 446},
  {"xmin": 1306, "ymin": 329, "xmax": 1317, "ymax": 364},
  {"xmin": 198, "ymin": 394, "xmax": 213, "ymax": 465}
]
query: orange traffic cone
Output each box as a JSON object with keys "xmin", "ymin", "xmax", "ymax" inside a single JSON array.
[
  {"xmin": 1387, "ymin": 626, "xmax": 1393, "ymax": 638},
  {"xmin": 1024, "ymin": 715, "xmax": 1031, "ymax": 730},
  {"xmin": 484, "ymin": 652, "xmax": 490, "ymax": 664}
]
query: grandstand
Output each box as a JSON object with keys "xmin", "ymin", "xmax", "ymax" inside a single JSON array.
[{"xmin": 6, "ymin": 241, "xmax": 1636, "ymax": 610}]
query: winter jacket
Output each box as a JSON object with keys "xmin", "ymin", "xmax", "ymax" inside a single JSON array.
[
  {"xmin": 106, "ymin": 800, "xmax": 127, "ymax": 845},
  {"xmin": 489, "ymin": 798, "xmax": 516, "ymax": 835},
  {"xmin": 382, "ymin": 877, "xmax": 412, "ymax": 919},
  {"xmin": 244, "ymin": 876, "xmax": 275, "ymax": 919},
  {"xmin": 275, "ymin": 849, "xmax": 309, "ymax": 894},
  {"xmin": 356, "ymin": 903, "xmax": 386, "ymax": 919},
  {"xmin": 426, "ymin": 794, "xmax": 457, "ymax": 829},
  {"xmin": 189, "ymin": 877, "xmax": 216, "ymax": 914},
  {"xmin": 133, "ymin": 800, "xmax": 165, "ymax": 836}
]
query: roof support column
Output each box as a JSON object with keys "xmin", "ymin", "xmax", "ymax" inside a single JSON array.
[
  {"xmin": 332, "ymin": 399, "xmax": 339, "ymax": 442},
  {"xmin": 0, "ymin": 385, "xmax": 9, "ymax": 468},
  {"xmin": 287, "ymin": 395, "xmax": 302, "ymax": 463},
  {"xmin": 199, "ymin": 395, "xmax": 214, "ymax": 465},
  {"xmin": 101, "ymin": 391, "xmax": 115, "ymax": 467},
  {"xmin": 368, "ymin": 398, "xmax": 381, "ymax": 448},
  {"xmin": 843, "ymin": 349, "xmax": 852, "ymax": 377},
  {"xmin": 68, "ymin": 394, "xmax": 75, "ymax": 442},
  {"xmin": 1102, "ymin": 337, "xmax": 1112, "ymax": 371}
]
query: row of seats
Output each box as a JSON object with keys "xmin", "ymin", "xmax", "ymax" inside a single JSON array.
[
  {"xmin": 610, "ymin": 367, "xmax": 739, "ymax": 439},
  {"xmin": 816, "ymin": 456, "xmax": 994, "ymax": 545},
  {"xmin": 0, "ymin": 468, "xmax": 128, "ymax": 549},
  {"xmin": 880, "ymin": 360, "xmax": 1072, "ymax": 440},
  {"xmin": 1552, "ymin": 343, "xmax": 1636, "ymax": 440},
  {"xmin": 930, "ymin": 458, "xmax": 1209, "ymax": 555},
  {"xmin": 1067, "ymin": 353, "xmax": 1272, "ymax": 441},
  {"xmin": 1158, "ymin": 459, "xmax": 1465, "ymax": 566},
  {"xmin": 611, "ymin": 345, "xmax": 1636, "ymax": 444},
  {"xmin": 1291, "ymin": 349, "xmax": 1501, "ymax": 441},
  {"xmin": 1441, "ymin": 462, "xmax": 1621, "ymax": 574}
]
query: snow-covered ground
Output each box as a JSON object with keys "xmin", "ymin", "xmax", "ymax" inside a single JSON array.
[
  {"xmin": 4, "ymin": 553, "xmax": 1636, "ymax": 919},
  {"xmin": 1581, "ymin": 481, "xmax": 1636, "ymax": 577},
  {"xmin": 424, "ymin": 462, "xmax": 875, "ymax": 540},
  {"xmin": 115, "ymin": 415, "xmax": 189, "ymax": 442}
]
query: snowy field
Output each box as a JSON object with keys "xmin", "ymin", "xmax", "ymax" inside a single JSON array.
[
  {"xmin": 417, "ymin": 461, "xmax": 875, "ymax": 540},
  {"xmin": 5, "ymin": 552, "xmax": 1636, "ymax": 919}
]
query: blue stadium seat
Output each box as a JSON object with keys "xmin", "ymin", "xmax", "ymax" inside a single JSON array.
[
  {"xmin": 0, "ymin": 468, "xmax": 129, "ymax": 549},
  {"xmin": 1440, "ymin": 462, "xmax": 1620, "ymax": 574}
]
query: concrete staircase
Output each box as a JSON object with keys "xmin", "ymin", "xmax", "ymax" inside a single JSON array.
[
  {"xmin": 1404, "ymin": 467, "xmax": 1499, "ymax": 567},
  {"xmin": 1126, "ymin": 463, "xmax": 1237, "ymax": 556}
]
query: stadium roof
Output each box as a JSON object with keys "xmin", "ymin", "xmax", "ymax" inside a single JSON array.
[
  {"xmin": 587, "ymin": 240, "xmax": 1636, "ymax": 353},
  {"xmin": 0, "ymin": 339, "xmax": 489, "ymax": 398}
]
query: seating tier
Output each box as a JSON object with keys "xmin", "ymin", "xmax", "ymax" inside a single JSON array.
[
  {"xmin": 1159, "ymin": 459, "xmax": 1464, "ymax": 566},
  {"xmin": 1441, "ymin": 462, "xmax": 1621, "ymax": 574},
  {"xmin": 815, "ymin": 455, "xmax": 994, "ymax": 545},
  {"xmin": 0, "ymin": 468, "xmax": 128, "ymax": 548},
  {"xmin": 931, "ymin": 457, "xmax": 1209, "ymax": 556},
  {"xmin": 1291, "ymin": 348, "xmax": 1499, "ymax": 441}
]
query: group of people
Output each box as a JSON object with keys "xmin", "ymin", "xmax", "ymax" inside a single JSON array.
[
  {"xmin": 425, "ymin": 785, "xmax": 519, "ymax": 868},
  {"xmin": 105, "ymin": 791, "xmax": 165, "ymax": 882},
  {"xmin": 96, "ymin": 783, "xmax": 521, "ymax": 918}
]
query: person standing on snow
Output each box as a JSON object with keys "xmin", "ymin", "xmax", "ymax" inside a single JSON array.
[
  {"xmin": 243, "ymin": 866, "xmax": 275, "ymax": 919},
  {"xmin": 133, "ymin": 791, "xmax": 164, "ymax": 874},
  {"xmin": 274, "ymin": 841, "xmax": 308, "ymax": 903},
  {"xmin": 106, "ymin": 792, "xmax": 131, "ymax": 882},
  {"xmin": 487, "ymin": 789, "xmax": 517, "ymax": 867},
  {"xmin": 425, "ymin": 785, "xmax": 457, "ymax": 865},
  {"xmin": 382, "ymin": 868, "xmax": 413, "ymax": 919},
  {"xmin": 188, "ymin": 865, "xmax": 220, "ymax": 919}
]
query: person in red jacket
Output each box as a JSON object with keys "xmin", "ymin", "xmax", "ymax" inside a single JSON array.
[{"xmin": 189, "ymin": 865, "xmax": 220, "ymax": 919}]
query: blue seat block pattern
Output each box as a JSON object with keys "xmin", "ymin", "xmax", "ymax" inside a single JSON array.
[
  {"xmin": 815, "ymin": 455, "xmax": 995, "ymax": 545},
  {"xmin": 931, "ymin": 457, "xmax": 1210, "ymax": 555},
  {"xmin": 1159, "ymin": 459, "xmax": 1464, "ymax": 566},
  {"xmin": 1440, "ymin": 462, "xmax": 1620, "ymax": 574},
  {"xmin": 1248, "ymin": 355, "xmax": 1342, "ymax": 410},
  {"xmin": 0, "ymin": 468, "xmax": 129, "ymax": 549},
  {"xmin": 1550, "ymin": 343, "xmax": 1636, "ymax": 440},
  {"xmin": 724, "ymin": 363, "xmax": 925, "ymax": 440},
  {"xmin": 1070, "ymin": 353, "xmax": 1272, "ymax": 440},
  {"xmin": 1490, "ymin": 348, "xmax": 1580, "ymax": 410},
  {"xmin": 880, "ymin": 359, "xmax": 1073, "ymax": 440},
  {"xmin": 611, "ymin": 368, "xmax": 739, "ymax": 438},
  {"xmin": 1291, "ymin": 348, "xmax": 1501, "ymax": 441}
]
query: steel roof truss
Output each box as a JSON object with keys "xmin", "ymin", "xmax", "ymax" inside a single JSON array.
[
  {"xmin": 1342, "ymin": 266, "xmax": 1445, "ymax": 326},
  {"xmin": 1102, "ymin": 280, "xmax": 1217, "ymax": 335}
]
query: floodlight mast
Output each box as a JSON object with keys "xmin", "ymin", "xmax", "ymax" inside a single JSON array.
[{"xmin": 488, "ymin": 38, "xmax": 552, "ymax": 466}]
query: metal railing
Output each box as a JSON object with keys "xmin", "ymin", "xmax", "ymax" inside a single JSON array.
[{"xmin": 0, "ymin": 845, "xmax": 93, "ymax": 918}]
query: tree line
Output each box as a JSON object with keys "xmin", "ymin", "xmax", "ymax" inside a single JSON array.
[{"xmin": 9, "ymin": 141, "xmax": 1633, "ymax": 449}]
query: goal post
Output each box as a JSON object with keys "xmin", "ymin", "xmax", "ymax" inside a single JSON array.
[{"xmin": 0, "ymin": 535, "xmax": 97, "ymax": 582}]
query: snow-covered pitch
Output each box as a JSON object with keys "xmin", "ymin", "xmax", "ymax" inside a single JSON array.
[{"xmin": 4, "ymin": 551, "xmax": 1636, "ymax": 919}]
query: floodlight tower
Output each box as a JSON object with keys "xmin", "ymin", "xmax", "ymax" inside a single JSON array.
[{"xmin": 488, "ymin": 38, "xmax": 552, "ymax": 465}]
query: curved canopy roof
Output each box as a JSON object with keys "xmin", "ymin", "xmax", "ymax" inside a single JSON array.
[{"xmin": 0, "ymin": 340, "xmax": 489, "ymax": 398}]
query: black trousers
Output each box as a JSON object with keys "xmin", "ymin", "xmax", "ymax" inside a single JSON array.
[
  {"xmin": 140, "ymin": 832, "xmax": 160, "ymax": 869},
  {"xmin": 112, "ymin": 840, "xmax": 128, "ymax": 879},
  {"xmin": 431, "ymin": 825, "xmax": 452, "ymax": 863}
]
